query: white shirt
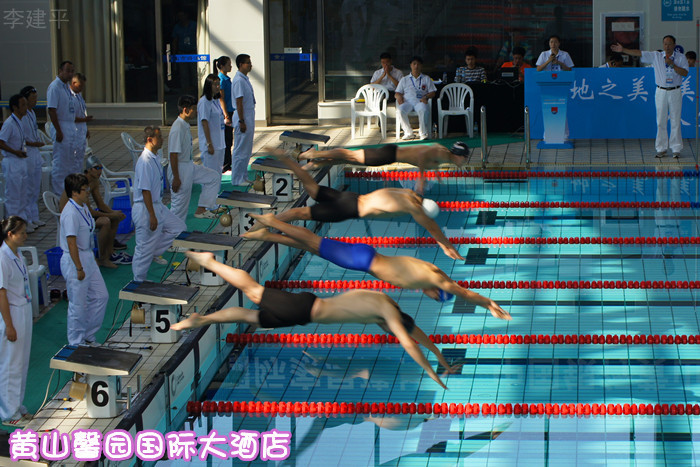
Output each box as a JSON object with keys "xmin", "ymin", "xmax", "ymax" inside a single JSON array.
[
  {"xmin": 168, "ymin": 116, "xmax": 193, "ymax": 164},
  {"xmin": 0, "ymin": 243, "xmax": 31, "ymax": 306},
  {"xmin": 197, "ymin": 96, "xmax": 225, "ymax": 152},
  {"xmin": 232, "ymin": 70, "xmax": 256, "ymax": 114},
  {"xmin": 641, "ymin": 50, "xmax": 689, "ymax": 87},
  {"xmin": 535, "ymin": 50, "xmax": 575, "ymax": 71},
  {"xmin": 60, "ymin": 199, "xmax": 95, "ymax": 252},
  {"xmin": 47, "ymin": 76, "xmax": 75, "ymax": 122},
  {"xmin": 71, "ymin": 90, "xmax": 88, "ymax": 134},
  {"xmin": 134, "ymin": 148, "xmax": 164, "ymax": 203},
  {"xmin": 599, "ymin": 63, "xmax": 611, "ymax": 68},
  {"xmin": 395, "ymin": 73, "xmax": 437, "ymax": 102},
  {"xmin": 0, "ymin": 114, "xmax": 25, "ymax": 157},
  {"xmin": 21, "ymin": 109, "xmax": 40, "ymax": 144},
  {"xmin": 370, "ymin": 67, "xmax": 404, "ymax": 91}
]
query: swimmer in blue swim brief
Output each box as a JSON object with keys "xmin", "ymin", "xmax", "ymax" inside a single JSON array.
[
  {"xmin": 254, "ymin": 150, "xmax": 464, "ymax": 261},
  {"xmin": 173, "ymin": 251, "xmax": 461, "ymax": 389},
  {"xmin": 243, "ymin": 214, "xmax": 511, "ymax": 321}
]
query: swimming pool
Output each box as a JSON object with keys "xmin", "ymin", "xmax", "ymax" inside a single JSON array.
[{"xmin": 167, "ymin": 168, "xmax": 700, "ymax": 465}]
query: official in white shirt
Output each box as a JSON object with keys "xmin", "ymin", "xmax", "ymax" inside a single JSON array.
[
  {"xmin": 395, "ymin": 56, "xmax": 437, "ymax": 141},
  {"xmin": 535, "ymin": 35, "xmax": 574, "ymax": 72},
  {"xmin": 19, "ymin": 86, "xmax": 47, "ymax": 231},
  {"xmin": 371, "ymin": 52, "xmax": 403, "ymax": 101},
  {"xmin": 0, "ymin": 216, "xmax": 32, "ymax": 426},
  {"xmin": 169, "ymin": 95, "xmax": 221, "ymax": 221},
  {"xmin": 612, "ymin": 36, "xmax": 689, "ymax": 158},
  {"xmin": 70, "ymin": 73, "xmax": 93, "ymax": 174},
  {"xmin": 60, "ymin": 173, "xmax": 108, "ymax": 346},
  {"xmin": 0, "ymin": 95, "xmax": 30, "ymax": 225},
  {"xmin": 231, "ymin": 54, "xmax": 257, "ymax": 186},
  {"xmin": 132, "ymin": 127, "xmax": 186, "ymax": 282},
  {"xmin": 48, "ymin": 61, "xmax": 79, "ymax": 194},
  {"xmin": 198, "ymin": 74, "xmax": 226, "ymax": 175}
]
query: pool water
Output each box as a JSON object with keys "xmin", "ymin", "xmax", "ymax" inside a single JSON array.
[{"xmin": 170, "ymin": 169, "xmax": 700, "ymax": 466}]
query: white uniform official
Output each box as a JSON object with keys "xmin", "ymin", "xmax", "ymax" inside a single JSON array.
[
  {"xmin": 21, "ymin": 109, "xmax": 43, "ymax": 225},
  {"xmin": 231, "ymin": 70, "xmax": 256, "ymax": 185},
  {"xmin": 47, "ymin": 76, "xmax": 78, "ymax": 194},
  {"xmin": 535, "ymin": 50, "xmax": 575, "ymax": 71},
  {"xmin": 168, "ymin": 116, "xmax": 220, "ymax": 221},
  {"xmin": 0, "ymin": 114, "xmax": 29, "ymax": 220},
  {"xmin": 0, "ymin": 242, "xmax": 32, "ymax": 423},
  {"xmin": 132, "ymin": 148, "xmax": 186, "ymax": 282},
  {"xmin": 71, "ymin": 90, "xmax": 88, "ymax": 173},
  {"xmin": 60, "ymin": 198, "xmax": 108, "ymax": 345},
  {"xmin": 641, "ymin": 50, "xmax": 689, "ymax": 155},
  {"xmin": 370, "ymin": 67, "xmax": 403, "ymax": 91},
  {"xmin": 197, "ymin": 96, "xmax": 226, "ymax": 174},
  {"xmin": 395, "ymin": 74, "xmax": 436, "ymax": 139}
]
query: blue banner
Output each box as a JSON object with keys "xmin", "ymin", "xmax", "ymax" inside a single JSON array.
[
  {"xmin": 269, "ymin": 53, "xmax": 317, "ymax": 62},
  {"xmin": 662, "ymin": 0, "xmax": 692, "ymax": 21},
  {"xmin": 524, "ymin": 68, "xmax": 698, "ymax": 139},
  {"xmin": 166, "ymin": 54, "xmax": 210, "ymax": 63}
]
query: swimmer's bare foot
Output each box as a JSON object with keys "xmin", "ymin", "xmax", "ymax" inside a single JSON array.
[
  {"xmin": 185, "ymin": 250, "xmax": 215, "ymax": 269},
  {"xmin": 170, "ymin": 312, "xmax": 208, "ymax": 331},
  {"xmin": 298, "ymin": 147, "xmax": 315, "ymax": 161},
  {"xmin": 241, "ymin": 227, "xmax": 270, "ymax": 241},
  {"xmin": 264, "ymin": 147, "xmax": 288, "ymax": 159},
  {"xmin": 248, "ymin": 212, "xmax": 278, "ymax": 228}
]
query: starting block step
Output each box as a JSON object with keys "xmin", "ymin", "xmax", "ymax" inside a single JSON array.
[
  {"xmin": 119, "ymin": 280, "xmax": 199, "ymax": 306},
  {"xmin": 173, "ymin": 231, "xmax": 242, "ymax": 251},
  {"xmin": 50, "ymin": 345, "xmax": 141, "ymax": 376},
  {"xmin": 251, "ymin": 157, "xmax": 303, "ymax": 174},
  {"xmin": 217, "ymin": 190, "xmax": 277, "ymax": 209},
  {"xmin": 279, "ymin": 130, "xmax": 331, "ymax": 146}
]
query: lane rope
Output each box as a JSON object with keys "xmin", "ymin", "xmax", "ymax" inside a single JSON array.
[
  {"xmin": 327, "ymin": 236, "xmax": 700, "ymax": 246},
  {"xmin": 345, "ymin": 170, "xmax": 699, "ymax": 180}
]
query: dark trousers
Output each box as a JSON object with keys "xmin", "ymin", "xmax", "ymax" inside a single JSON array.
[{"xmin": 223, "ymin": 124, "xmax": 233, "ymax": 172}]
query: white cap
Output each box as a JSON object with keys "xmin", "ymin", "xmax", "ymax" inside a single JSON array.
[{"xmin": 422, "ymin": 198, "xmax": 440, "ymax": 218}]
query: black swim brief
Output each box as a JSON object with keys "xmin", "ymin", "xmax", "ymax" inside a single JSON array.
[
  {"xmin": 258, "ymin": 288, "xmax": 318, "ymax": 328},
  {"xmin": 364, "ymin": 144, "xmax": 398, "ymax": 166},
  {"xmin": 309, "ymin": 186, "xmax": 360, "ymax": 222}
]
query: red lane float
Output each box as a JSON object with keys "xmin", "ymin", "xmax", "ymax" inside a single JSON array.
[
  {"xmin": 344, "ymin": 170, "xmax": 692, "ymax": 180},
  {"xmin": 264, "ymin": 279, "xmax": 700, "ymax": 290},
  {"xmin": 226, "ymin": 333, "xmax": 700, "ymax": 346},
  {"xmin": 426, "ymin": 201, "xmax": 693, "ymax": 210},
  {"xmin": 187, "ymin": 400, "xmax": 700, "ymax": 417},
  {"xmin": 327, "ymin": 236, "xmax": 700, "ymax": 246}
]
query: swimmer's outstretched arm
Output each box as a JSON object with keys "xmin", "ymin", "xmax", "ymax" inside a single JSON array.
[
  {"xmin": 410, "ymin": 326, "xmax": 463, "ymax": 375},
  {"xmin": 409, "ymin": 208, "xmax": 464, "ymax": 261},
  {"xmin": 170, "ymin": 308, "xmax": 259, "ymax": 331},
  {"xmin": 440, "ymin": 279, "xmax": 512, "ymax": 321}
]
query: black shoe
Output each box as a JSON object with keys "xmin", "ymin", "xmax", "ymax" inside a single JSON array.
[{"xmin": 113, "ymin": 240, "xmax": 127, "ymax": 250}]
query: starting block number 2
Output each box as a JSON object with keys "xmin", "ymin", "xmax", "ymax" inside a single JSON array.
[{"xmin": 273, "ymin": 173, "xmax": 293, "ymax": 202}]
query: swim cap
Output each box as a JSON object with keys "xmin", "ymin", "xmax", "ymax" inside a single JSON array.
[
  {"xmin": 422, "ymin": 198, "xmax": 440, "ymax": 218},
  {"xmin": 438, "ymin": 290, "xmax": 454, "ymax": 302},
  {"xmin": 451, "ymin": 141, "xmax": 469, "ymax": 156}
]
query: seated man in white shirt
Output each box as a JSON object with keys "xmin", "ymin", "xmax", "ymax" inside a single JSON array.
[
  {"xmin": 395, "ymin": 56, "xmax": 436, "ymax": 141},
  {"xmin": 599, "ymin": 53, "xmax": 623, "ymax": 68},
  {"xmin": 370, "ymin": 52, "xmax": 403, "ymax": 102}
]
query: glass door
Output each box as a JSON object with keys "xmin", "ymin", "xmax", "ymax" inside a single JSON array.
[{"xmin": 268, "ymin": 0, "xmax": 319, "ymax": 124}]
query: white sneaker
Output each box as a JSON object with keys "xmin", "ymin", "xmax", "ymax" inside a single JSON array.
[
  {"xmin": 401, "ymin": 133, "xmax": 415, "ymax": 141},
  {"xmin": 25, "ymin": 224, "xmax": 35, "ymax": 234},
  {"xmin": 194, "ymin": 210, "xmax": 216, "ymax": 219},
  {"xmin": 418, "ymin": 134, "xmax": 429, "ymax": 141},
  {"xmin": 153, "ymin": 256, "xmax": 168, "ymax": 265},
  {"xmin": 167, "ymin": 246, "xmax": 187, "ymax": 253},
  {"xmin": 33, "ymin": 220, "xmax": 46, "ymax": 227}
]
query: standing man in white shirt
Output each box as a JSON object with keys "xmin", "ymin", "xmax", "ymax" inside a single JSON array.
[
  {"xmin": 535, "ymin": 35, "xmax": 574, "ymax": 72},
  {"xmin": 231, "ymin": 54, "xmax": 256, "ymax": 186},
  {"xmin": 60, "ymin": 173, "xmax": 108, "ymax": 345},
  {"xmin": 0, "ymin": 95, "xmax": 30, "ymax": 228},
  {"xmin": 169, "ymin": 95, "xmax": 221, "ymax": 221},
  {"xmin": 132, "ymin": 127, "xmax": 186, "ymax": 282},
  {"xmin": 70, "ymin": 73, "xmax": 93, "ymax": 174},
  {"xmin": 370, "ymin": 52, "xmax": 403, "ymax": 101},
  {"xmin": 395, "ymin": 56, "xmax": 436, "ymax": 141},
  {"xmin": 612, "ymin": 36, "xmax": 689, "ymax": 158},
  {"xmin": 19, "ymin": 86, "xmax": 46, "ymax": 232},
  {"xmin": 47, "ymin": 60, "xmax": 78, "ymax": 194}
]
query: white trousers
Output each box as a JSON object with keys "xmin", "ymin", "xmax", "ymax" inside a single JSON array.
[
  {"xmin": 61, "ymin": 250, "xmax": 108, "ymax": 345},
  {"xmin": 0, "ymin": 302, "xmax": 32, "ymax": 421},
  {"xmin": 132, "ymin": 201, "xmax": 186, "ymax": 282},
  {"xmin": 2, "ymin": 155, "xmax": 29, "ymax": 220},
  {"xmin": 25, "ymin": 146, "xmax": 43, "ymax": 223},
  {"xmin": 397, "ymin": 100, "xmax": 431, "ymax": 138},
  {"xmin": 168, "ymin": 162, "xmax": 221, "ymax": 222},
  {"xmin": 232, "ymin": 116, "xmax": 255, "ymax": 184},
  {"xmin": 655, "ymin": 87, "xmax": 683, "ymax": 154},
  {"xmin": 201, "ymin": 148, "xmax": 225, "ymax": 175},
  {"xmin": 51, "ymin": 123, "xmax": 79, "ymax": 194}
]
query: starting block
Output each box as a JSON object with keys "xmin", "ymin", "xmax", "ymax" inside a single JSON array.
[
  {"xmin": 119, "ymin": 281, "xmax": 199, "ymax": 343},
  {"xmin": 279, "ymin": 130, "xmax": 330, "ymax": 155},
  {"xmin": 216, "ymin": 190, "xmax": 277, "ymax": 234},
  {"xmin": 173, "ymin": 231, "xmax": 242, "ymax": 285},
  {"xmin": 50, "ymin": 345, "xmax": 141, "ymax": 418},
  {"xmin": 251, "ymin": 157, "xmax": 305, "ymax": 202}
]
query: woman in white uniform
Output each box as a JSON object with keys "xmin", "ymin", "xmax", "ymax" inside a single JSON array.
[
  {"xmin": 60, "ymin": 173, "xmax": 108, "ymax": 346},
  {"xmin": 197, "ymin": 74, "xmax": 226, "ymax": 174},
  {"xmin": 0, "ymin": 216, "xmax": 32, "ymax": 427}
]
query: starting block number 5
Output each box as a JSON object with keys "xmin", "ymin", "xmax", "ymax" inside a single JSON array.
[{"xmin": 273, "ymin": 173, "xmax": 294, "ymax": 202}]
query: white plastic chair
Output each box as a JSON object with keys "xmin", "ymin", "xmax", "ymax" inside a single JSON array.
[
  {"xmin": 100, "ymin": 165, "xmax": 135, "ymax": 207},
  {"xmin": 395, "ymin": 98, "xmax": 433, "ymax": 140},
  {"xmin": 42, "ymin": 191, "xmax": 62, "ymax": 247},
  {"xmin": 121, "ymin": 132, "xmax": 144, "ymax": 169},
  {"xmin": 40, "ymin": 152, "xmax": 52, "ymax": 194},
  {"xmin": 18, "ymin": 246, "xmax": 47, "ymax": 318},
  {"xmin": 45, "ymin": 121, "xmax": 92, "ymax": 155},
  {"xmin": 351, "ymin": 84, "xmax": 389, "ymax": 141},
  {"xmin": 437, "ymin": 83, "xmax": 474, "ymax": 139},
  {"xmin": 38, "ymin": 128, "xmax": 53, "ymax": 152}
]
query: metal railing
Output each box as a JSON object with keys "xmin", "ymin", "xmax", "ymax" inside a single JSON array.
[{"xmin": 480, "ymin": 106, "xmax": 488, "ymax": 168}]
